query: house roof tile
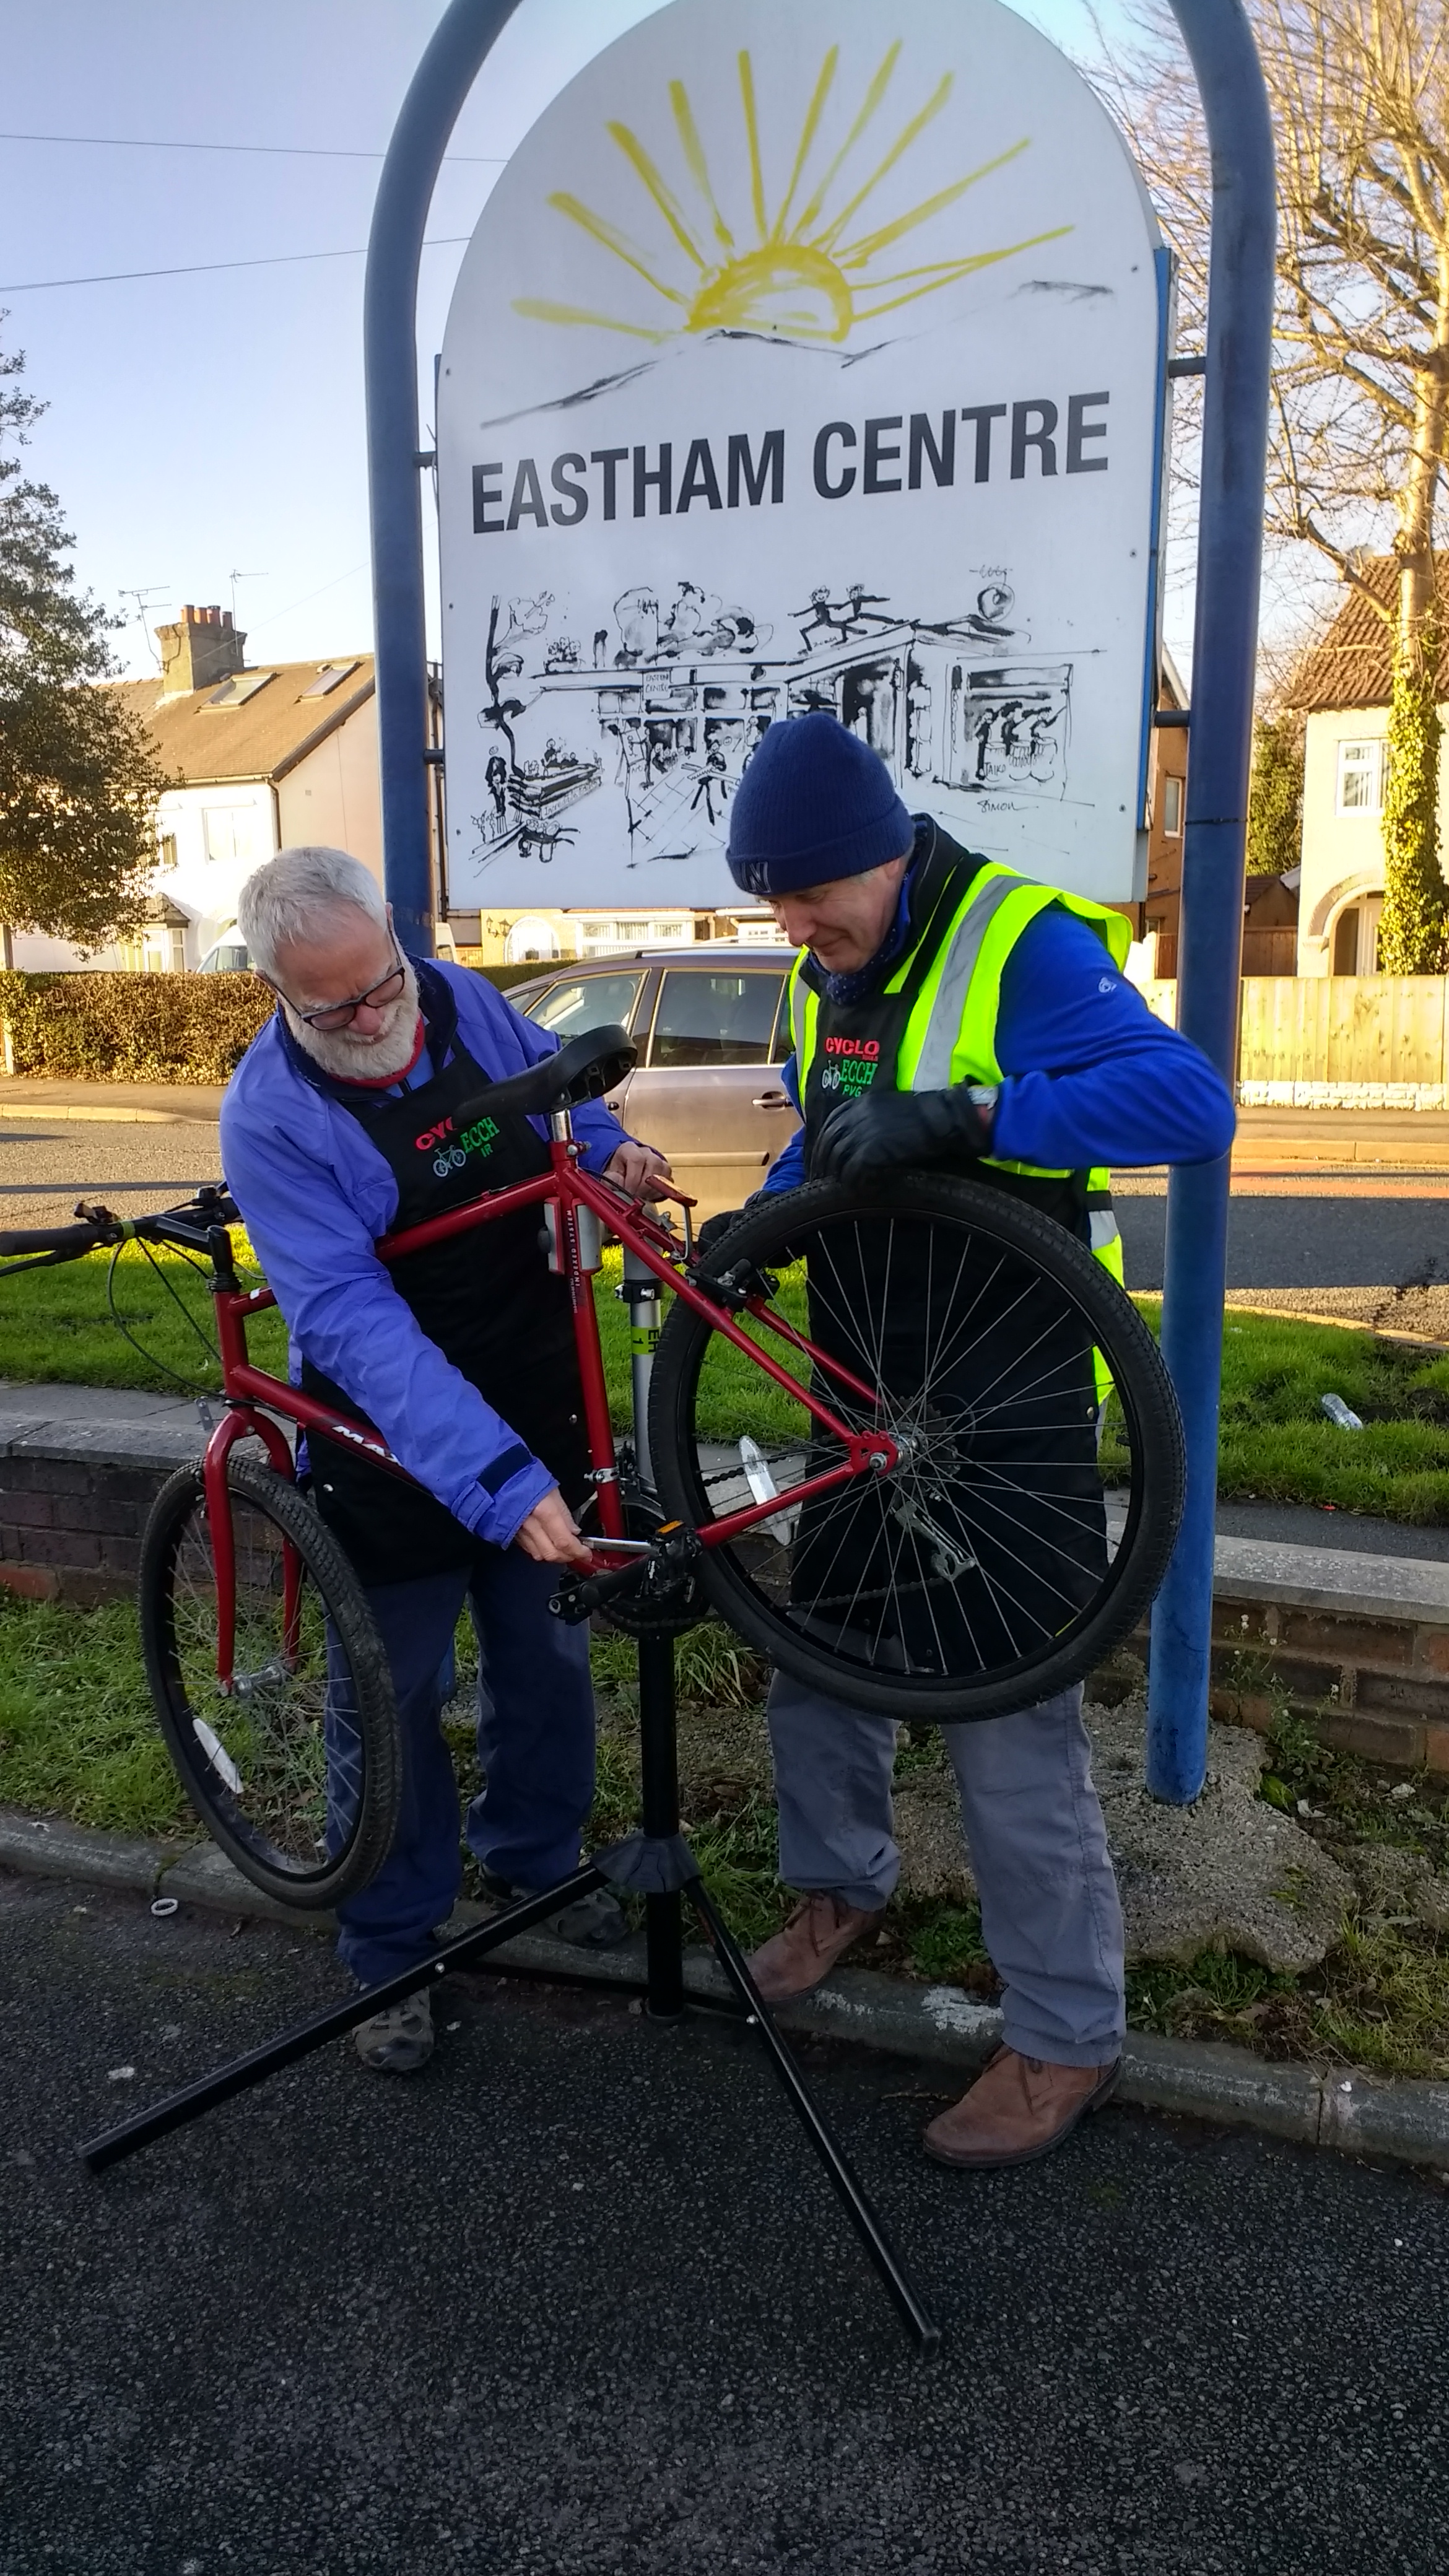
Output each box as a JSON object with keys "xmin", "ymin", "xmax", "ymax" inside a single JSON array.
[
  {"xmin": 1289, "ymin": 559, "xmax": 1449, "ymax": 713},
  {"xmin": 105, "ymin": 656, "xmax": 374, "ymax": 786}
]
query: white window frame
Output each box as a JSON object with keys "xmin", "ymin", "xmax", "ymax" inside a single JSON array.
[
  {"xmin": 1160, "ymin": 773, "xmax": 1183, "ymax": 837},
  {"xmin": 1336, "ymin": 738, "xmax": 1385, "ymax": 815}
]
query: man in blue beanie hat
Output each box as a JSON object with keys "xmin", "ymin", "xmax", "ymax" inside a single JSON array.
[{"xmin": 705, "ymin": 710, "xmax": 1234, "ymax": 2170}]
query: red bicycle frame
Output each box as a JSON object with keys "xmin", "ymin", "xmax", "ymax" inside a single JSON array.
[{"xmin": 201, "ymin": 1112, "xmax": 898, "ymax": 1687}]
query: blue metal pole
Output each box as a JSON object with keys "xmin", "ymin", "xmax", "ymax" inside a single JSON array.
[
  {"xmin": 363, "ymin": 0, "xmax": 525, "ymax": 954},
  {"xmin": 1147, "ymin": 1, "xmax": 1276, "ymax": 1801}
]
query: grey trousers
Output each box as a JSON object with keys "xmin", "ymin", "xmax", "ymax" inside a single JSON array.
[{"xmin": 766, "ymin": 1672, "xmax": 1125, "ymax": 2068}]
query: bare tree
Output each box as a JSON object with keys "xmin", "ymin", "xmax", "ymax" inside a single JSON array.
[{"xmin": 1094, "ymin": 2, "xmax": 1449, "ymax": 965}]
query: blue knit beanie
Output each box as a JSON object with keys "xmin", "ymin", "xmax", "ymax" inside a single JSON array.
[{"xmin": 726, "ymin": 713, "xmax": 915, "ymax": 895}]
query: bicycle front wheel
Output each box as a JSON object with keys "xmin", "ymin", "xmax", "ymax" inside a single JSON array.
[
  {"xmin": 649, "ymin": 1173, "xmax": 1183, "ymax": 1721},
  {"xmin": 139, "ymin": 1455, "xmax": 399, "ymax": 1907}
]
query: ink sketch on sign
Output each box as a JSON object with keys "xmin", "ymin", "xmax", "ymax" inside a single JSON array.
[{"xmin": 437, "ymin": 0, "xmax": 1165, "ymax": 910}]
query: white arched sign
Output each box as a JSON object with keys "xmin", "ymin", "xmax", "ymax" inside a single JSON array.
[{"xmin": 437, "ymin": 0, "xmax": 1167, "ymax": 912}]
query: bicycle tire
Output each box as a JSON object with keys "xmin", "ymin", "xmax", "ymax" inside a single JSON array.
[
  {"xmin": 139, "ymin": 1456, "xmax": 400, "ymax": 1907},
  {"xmin": 648, "ymin": 1172, "xmax": 1184, "ymax": 1721}
]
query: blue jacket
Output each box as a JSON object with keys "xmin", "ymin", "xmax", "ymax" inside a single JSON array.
[
  {"xmin": 220, "ymin": 960, "xmax": 630, "ymax": 1549},
  {"xmin": 762, "ymin": 904, "xmax": 1235, "ymax": 1192}
]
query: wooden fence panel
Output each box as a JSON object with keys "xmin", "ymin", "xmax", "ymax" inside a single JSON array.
[{"xmin": 1184, "ymin": 977, "xmax": 1448, "ymax": 1089}]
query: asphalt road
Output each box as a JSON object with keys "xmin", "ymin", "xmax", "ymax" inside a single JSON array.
[
  {"xmin": 1118, "ymin": 1192, "xmax": 1449, "ymax": 1294},
  {"xmin": 2, "ymin": 1870, "xmax": 1446, "ymax": 2575},
  {"xmin": 0, "ymin": 1123, "xmax": 225, "ymax": 1232}
]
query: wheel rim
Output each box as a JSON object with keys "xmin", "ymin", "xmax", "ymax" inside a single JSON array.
[
  {"xmin": 668, "ymin": 1201, "xmax": 1170, "ymax": 1701},
  {"xmin": 162, "ymin": 1487, "xmax": 368, "ymax": 1882}
]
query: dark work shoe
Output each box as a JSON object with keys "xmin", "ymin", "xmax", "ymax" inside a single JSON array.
[
  {"xmin": 481, "ymin": 1869, "xmax": 630, "ymax": 1950},
  {"xmin": 922, "ymin": 2047, "xmax": 1120, "ymax": 2169},
  {"xmin": 353, "ymin": 1988, "xmax": 433, "ymax": 2075}
]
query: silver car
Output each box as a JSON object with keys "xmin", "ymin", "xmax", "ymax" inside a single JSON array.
[{"xmin": 505, "ymin": 946, "xmax": 802, "ymax": 1218}]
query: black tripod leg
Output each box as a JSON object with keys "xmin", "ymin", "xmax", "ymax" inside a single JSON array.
[
  {"xmin": 638, "ymin": 1630, "xmax": 684, "ymax": 2021},
  {"xmin": 80, "ymin": 1866, "xmax": 604, "ymax": 2174},
  {"xmin": 690, "ymin": 1882, "xmax": 941, "ymax": 2357}
]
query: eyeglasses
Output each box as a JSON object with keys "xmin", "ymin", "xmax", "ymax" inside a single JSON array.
[{"xmin": 278, "ymin": 939, "xmax": 408, "ymax": 1033}]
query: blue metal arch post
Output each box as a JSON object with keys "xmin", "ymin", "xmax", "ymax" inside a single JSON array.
[
  {"xmin": 363, "ymin": 0, "xmax": 1276, "ymax": 1803},
  {"xmin": 364, "ymin": 0, "xmax": 525, "ymax": 955},
  {"xmin": 1149, "ymin": 1, "xmax": 1276, "ymax": 1799}
]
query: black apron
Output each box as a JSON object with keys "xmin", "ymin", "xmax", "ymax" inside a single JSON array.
[
  {"xmin": 793, "ymin": 824, "xmax": 1107, "ymax": 1678},
  {"xmin": 297, "ymin": 972, "xmax": 590, "ymax": 1587}
]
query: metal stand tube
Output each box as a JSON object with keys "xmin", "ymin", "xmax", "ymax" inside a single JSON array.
[
  {"xmin": 622, "ymin": 1240, "xmax": 661, "ymax": 1492},
  {"xmin": 690, "ymin": 1884, "xmax": 940, "ymax": 2356},
  {"xmin": 79, "ymin": 1870, "xmax": 603, "ymax": 2173},
  {"xmin": 638, "ymin": 1629, "xmax": 685, "ymax": 2021}
]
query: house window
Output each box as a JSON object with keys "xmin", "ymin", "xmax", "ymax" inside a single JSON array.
[
  {"xmin": 1161, "ymin": 773, "xmax": 1183, "ymax": 837},
  {"xmin": 202, "ymin": 806, "xmax": 258, "ymax": 864},
  {"xmin": 157, "ymin": 832, "xmax": 178, "ymax": 872},
  {"xmin": 1336, "ymin": 739, "xmax": 1385, "ymax": 814}
]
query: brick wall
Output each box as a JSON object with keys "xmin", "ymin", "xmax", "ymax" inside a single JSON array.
[
  {"xmin": 6, "ymin": 1419, "xmax": 1449, "ymax": 1777},
  {"xmin": 0, "ymin": 1419, "xmax": 201, "ymax": 1604},
  {"xmin": 1210, "ymin": 1593, "xmax": 1449, "ymax": 1775}
]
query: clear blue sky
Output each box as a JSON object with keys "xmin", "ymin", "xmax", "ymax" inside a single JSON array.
[{"xmin": 1, "ymin": 0, "xmax": 1149, "ymax": 681}]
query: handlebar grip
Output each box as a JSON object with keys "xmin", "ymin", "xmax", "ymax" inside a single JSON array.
[{"xmin": 0, "ymin": 1221, "xmax": 102, "ymax": 1260}]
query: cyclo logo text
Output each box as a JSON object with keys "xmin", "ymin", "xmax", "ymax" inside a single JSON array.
[
  {"xmin": 416, "ymin": 1113, "xmax": 501, "ymax": 1177},
  {"xmin": 819, "ymin": 1034, "xmax": 882, "ymax": 1100}
]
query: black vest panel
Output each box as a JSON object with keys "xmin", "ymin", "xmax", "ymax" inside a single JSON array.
[{"xmin": 296, "ymin": 980, "xmax": 589, "ymax": 1585}]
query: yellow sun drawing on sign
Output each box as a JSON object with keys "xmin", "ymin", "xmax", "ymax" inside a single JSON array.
[{"xmin": 513, "ymin": 41, "xmax": 1071, "ymax": 347}]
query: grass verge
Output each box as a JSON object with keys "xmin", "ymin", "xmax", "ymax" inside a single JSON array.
[
  {"xmin": 8, "ymin": 1248, "xmax": 1449, "ymax": 1520},
  {"xmin": 6, "ymin": 1577, "xmax": 1449, "ymax": 2081}
]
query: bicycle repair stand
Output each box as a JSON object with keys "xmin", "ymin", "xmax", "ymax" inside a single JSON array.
[{"xmin": 78, "ymin": 1244, "xmax": 941, "ymax": 2356}]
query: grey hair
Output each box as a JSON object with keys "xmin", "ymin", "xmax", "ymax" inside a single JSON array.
[{"xmin": 237, "ymin": 846, "xmax": 388, "ymax": 981}]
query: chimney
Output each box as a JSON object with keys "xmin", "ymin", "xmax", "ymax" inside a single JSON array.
[{"xmin": 155, "ymin": 604, "xmax": 247, "ymax": 697}]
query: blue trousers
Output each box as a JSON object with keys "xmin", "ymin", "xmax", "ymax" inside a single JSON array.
[
  {"xmin": 767, "ymin": 1674, "xmax": 1125, "ymax": 2068},
  {"xmin": 327, "ymin": 1551, "xmax": 595, "ymax": 1988}
]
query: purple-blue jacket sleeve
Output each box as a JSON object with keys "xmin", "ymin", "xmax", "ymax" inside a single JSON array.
[
  {"xmin": 761, "ymin": 907, "xmax": 1234, "ymax": 1193},
  {"xmin": 218, "ymin": 971, "xmax": 633, "ymax": 1549}
]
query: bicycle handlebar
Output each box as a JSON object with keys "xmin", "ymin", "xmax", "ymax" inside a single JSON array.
[
  {"xmin": 0, "ymin": 1186, "xmax": 242, "ymax": 1269},
  {"xmin": 0, "ymin": 1219, "xmax": 103, "ymax": 1259}
]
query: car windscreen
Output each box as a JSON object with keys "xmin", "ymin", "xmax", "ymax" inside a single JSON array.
[
  {"xmin": 647, "ymin": 970, "xmax": 786, "ymax": 1068},
  {"xmin": 522, "ymin": 970, "xmax": 645, "ymax": 1040}
]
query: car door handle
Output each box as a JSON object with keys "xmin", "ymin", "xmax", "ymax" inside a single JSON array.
[{"xmin": 752, "ymin": 1090, "xmax": 793, "ymax": 1109}]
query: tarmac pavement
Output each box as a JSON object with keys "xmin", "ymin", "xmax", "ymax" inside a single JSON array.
[{"xmin": 2, "ymin": 1869, "xmax": 1447, "ymax": 2576}]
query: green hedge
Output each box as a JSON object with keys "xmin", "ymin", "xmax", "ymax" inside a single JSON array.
[
  {"xmin": 0, "ymin": 972, "xmax": 274, "ymax": 1084},
  {"xmin": 0, "ymin": 958, "xmax": 548, "ymax": 1086}
]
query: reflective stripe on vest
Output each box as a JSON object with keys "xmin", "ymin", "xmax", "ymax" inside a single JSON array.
[{"xmin": 788, "ymin": 864, "xmax": 1131, "ymax": 1292}]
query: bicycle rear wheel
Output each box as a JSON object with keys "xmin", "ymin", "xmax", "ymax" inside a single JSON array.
[
  {"xmin": 139, "ymin": 1455, "xmax": 399, "ymax": 1907},
  {"xmin": 649, "ymin": 1173, "xmax": 1183, "ymax": 1721}
]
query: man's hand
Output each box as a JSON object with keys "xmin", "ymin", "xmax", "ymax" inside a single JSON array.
[
  {"xmin": 603, "ymin": 1141, "xmax": 690, "ymax": 1204},
  {"xmin": 810, "ymin": 1085, "xmax": 996, "ymax": 1188},
  {"xmin": 513, "ymin": 1487, "xmax": 593, "ymax": 1566}
]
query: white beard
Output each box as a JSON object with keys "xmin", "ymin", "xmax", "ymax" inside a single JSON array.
[{"xmin": 284, "ymin": 957, "xmax": 421, "ymax": 1083}]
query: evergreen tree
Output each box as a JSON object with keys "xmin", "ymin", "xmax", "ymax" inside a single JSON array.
[
  {"xmin": 1245, "ymin": 715, "xmax": 1305, "ymax": 878},
  {"xmin": 1377, "ymin": 614, "xmax": 1445, "ymax": 970},
  {"xmin": 0, "ymin": 334, "xmax": 165, "ymax": 951}
]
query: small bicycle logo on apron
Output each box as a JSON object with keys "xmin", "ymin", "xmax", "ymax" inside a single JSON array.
[{"xmin": 433, "ymin": 1146, "xmax": 468, "ymax": 1178}]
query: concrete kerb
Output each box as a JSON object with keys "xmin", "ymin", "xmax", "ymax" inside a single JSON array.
[{"xmin": 4, "ymin": 1805, "xmax": 1448, "ymax": 2175}]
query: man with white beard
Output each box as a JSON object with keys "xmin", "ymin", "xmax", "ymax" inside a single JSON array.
[{"xmin": 222, "ymin": 846, "xmax": 673, "ymax": 2073}]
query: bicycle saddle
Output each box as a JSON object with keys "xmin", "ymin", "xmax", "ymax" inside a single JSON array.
[{"xmin": 453, "ymin": 1022, "xmax": 637, "ymax": 1126}]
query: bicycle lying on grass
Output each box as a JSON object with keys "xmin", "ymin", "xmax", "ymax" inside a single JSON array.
[{"xmin": 0, "ymin": 1022, "xmax": 1183, "ymax": 1916}]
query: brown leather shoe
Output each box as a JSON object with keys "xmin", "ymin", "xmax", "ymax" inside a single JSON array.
[
  {"xmin": 747, "ymin": 1893, "xmax": 881, "ymax": 2003},
  {"xmin": 923, "ymin": 2046, "xmax": 1121, "ymax": 2169}
]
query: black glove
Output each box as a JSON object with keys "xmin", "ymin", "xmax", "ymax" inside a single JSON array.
[
  {"xmin": 810, "ymin": 1085, "xmax": 996, "ymax": 1188},
  {"xmin": 695, "ymin": 1207, "xmax": 746, "ymax": 1264}
]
